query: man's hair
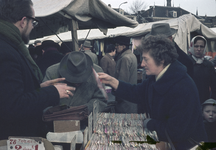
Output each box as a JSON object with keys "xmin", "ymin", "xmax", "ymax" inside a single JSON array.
[
  {"xmin": 105, "ymin": 44, "xmax": 115, "ymax": 53},
  {"xmin": 0, "ymin": 0, "xmax": 33, "ymax": 23},
  {"xmin": 137, "ymin": 35, "xmax": 178, "ymax": 67}
]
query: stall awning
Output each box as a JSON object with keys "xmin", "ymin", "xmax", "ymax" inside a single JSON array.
[{"xmin": 30, "ymin": 0, "xmax": 138, "ymax": 39}]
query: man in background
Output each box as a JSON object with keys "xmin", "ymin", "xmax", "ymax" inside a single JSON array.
[
  {"xmin": 100, "ymin": 44, "xmax": 116, "ymax": 77},
  {"xmin": 36, "ymin": 40, "xmax": 64, "ymax": 77},
  {"xmin": 114, "ymin": 36, "xmax": 138, "ymax": 113},
  {"xmin": 81, "ymin": 40, "xmax": 98, "ymax": 65},
  {"xmin": 43, "ymin": 51, "xmax": 107, "ymax": 113}
]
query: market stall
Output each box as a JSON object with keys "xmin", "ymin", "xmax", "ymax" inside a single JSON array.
[
  {"xmin": 30, "ymin": 14, "xmax": 216, "ymax": 54},
  {"xmin": 30, "ymin": 0, "xmax": 138, "ymax": 51}
]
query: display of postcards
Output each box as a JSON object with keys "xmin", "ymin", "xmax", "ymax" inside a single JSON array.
[
  {"xmin": 85, "ymin": 133, "xmax": 158, "ymax": 150},
  {"xmin": 86, "ymin": 113, "xmax": 159, "ymax": 149}
]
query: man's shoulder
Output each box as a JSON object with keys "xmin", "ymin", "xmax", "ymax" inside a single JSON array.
[
  {"xmin": 0, "ymin": 35, "xmax": 20, "ymax": 59},
  {"xmin": 46, "ymin": 63, "xmax": 60, "ymax": 71},
  {"xmin": 121, "ymin": 50, "xmax": 136, "ymax": 61},
  {"xmin": 93, "ymin": 64, "xmax": 103, "ymax": 73},
  {"xmin": 0, "ymin": 35, "xmax": 15, "ymax": 51},
  {"xmin": 101, "ymin": 55, "xmax": 110, "ymax": 61}
]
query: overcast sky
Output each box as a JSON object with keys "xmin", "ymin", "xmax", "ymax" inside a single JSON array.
[{"xmin": 101, "ymin": 0, "xmax": 216, "ymax": 16}]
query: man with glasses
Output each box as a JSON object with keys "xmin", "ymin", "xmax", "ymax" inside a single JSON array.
[
  {"xmin": 0, "ymin": 0, "xmax": 74, "ymax": 139},
  {"xmin": 113, "ymin": 36, "xmax": 138, "ymax": 113}
]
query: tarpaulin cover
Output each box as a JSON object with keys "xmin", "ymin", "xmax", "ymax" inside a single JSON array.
[
  {"xmin": 30, "ymin": 14, "xmax": 216, "ymax": 53},
  {"xmin": 32, "ymin": 0, "xmax": 138, "ymax": 35}
]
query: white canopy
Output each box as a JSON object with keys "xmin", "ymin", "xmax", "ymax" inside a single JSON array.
[
  {"xmin": 31, "ymin": 0, "xmax": 138, "ymax": 38},
  {"xmin": 30, "ymin": 14, "xmax": 216, "ymax": 53}
]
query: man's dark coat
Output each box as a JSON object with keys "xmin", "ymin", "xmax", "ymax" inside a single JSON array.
[{"xmin": 0, "ymin": 35, "xmax": 59, "ymax": 139}]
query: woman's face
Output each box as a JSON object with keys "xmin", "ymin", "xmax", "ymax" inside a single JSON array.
[
  {"xmin": 194, "ymin": 40, "xmax": 205, "ymax": 58},
  {"xmin": 141, "ymin": 52, "xmax": 164, "ymax": 76},
  {"xmin": 203, "ymin": 105, "xmax": 216, "ymax": 122}
]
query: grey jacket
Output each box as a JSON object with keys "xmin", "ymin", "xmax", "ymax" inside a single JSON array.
[
  {"xmin": 115, "ymin": 49, "xmax": 138, "ymax": 113},
  {"xmin": 84, "ymin": 50, "xmax": 98, "ymax": 65},
  {"xmin": 43, "ymin": 63, "xmax": 107, "ymax": 113},
  {"xmin": 115, "ymin": 49, "xmax": 137, "ymax": 84}
]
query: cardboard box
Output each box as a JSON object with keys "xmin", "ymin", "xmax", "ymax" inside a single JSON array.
[{"xmin": 54, "ymin": 120, "xmax": 80, "ymax": 132}]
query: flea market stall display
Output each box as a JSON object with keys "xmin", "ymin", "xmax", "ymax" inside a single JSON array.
[
  {"xmin": 0, "ymin": 0, "xmax": 139, "ymax": 149},
  {"xmin": 84, "ymin": 101, "xmax": 159, "ymax": 150}
]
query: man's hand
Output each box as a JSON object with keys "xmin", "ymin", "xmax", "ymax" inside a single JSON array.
[
  {"xmin": 40, "ymin": 78, "xmax": 66, "ymax": 88},
  {"xmin": 54, "ymin": 83, "xmax": 75, "ymax": 99}
]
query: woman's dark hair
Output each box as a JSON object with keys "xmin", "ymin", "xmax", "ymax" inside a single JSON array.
[
  {"xmin": 194, "ymin": 36, "xmax": 206, "ymax": 46},
  {"xmin": 0, "ymin": 0, "xmax": 33, "ymax": 23},
  {"xmin": 137, "ymin": 35, "xmax": 178, "ymax": 67},
  {"xmin": 105, "ymin": 44, "xmax": 115, "ymax": 53}
]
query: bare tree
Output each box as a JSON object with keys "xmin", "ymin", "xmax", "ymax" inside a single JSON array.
[{"xmin": 128, "ymin": 0, "xmax": 147, "ymax": 14}]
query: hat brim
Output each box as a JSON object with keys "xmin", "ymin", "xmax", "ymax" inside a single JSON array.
[
  {"xmin": 58, "ymin": 53, "xmax": 93, "ymax": 83},
  {"xmin": 145, "ymin": 28, "xmax": 177, "ymax": 38}
]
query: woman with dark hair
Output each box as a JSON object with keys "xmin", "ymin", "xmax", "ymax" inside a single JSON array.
[
  {"xmin": 188, "ymin": 35, "xmax": 216, "ymax": 104},
  {"xmin": 98, "ymin": 35, "xmax": 207, "ymax": 149}
]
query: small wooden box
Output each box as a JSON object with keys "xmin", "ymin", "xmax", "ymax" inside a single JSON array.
[{"xmin": 53, "ymin": 120, "xmax": 80, "ymax": 132}]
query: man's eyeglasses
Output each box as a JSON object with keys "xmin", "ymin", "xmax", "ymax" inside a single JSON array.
[
  {"xmin": 26, "ymin": 16, "xmax": 39, "ymax": 27},
  {"xmin": 194, "ymin": 45, "xmax": 205, "ymax": 49}
]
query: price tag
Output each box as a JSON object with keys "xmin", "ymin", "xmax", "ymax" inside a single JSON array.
[{"xmin": 7, "ymin": 138, "xmax": 45, "ymax": 150}]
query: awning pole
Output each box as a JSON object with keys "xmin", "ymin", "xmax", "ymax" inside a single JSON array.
[{"xmin": 70, "ymin": 19, "xmax": 79, "ymax": 51}]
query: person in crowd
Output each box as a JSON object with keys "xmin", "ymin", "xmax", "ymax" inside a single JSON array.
[
  {"xmin": 43, "ymin": 51, "xmax": 107, "ymax": 113},
  {"xmin": 36, "ymin": 40, "xmax": 64, "ymax": 77},
  {"xmin": 100, "ymin": 44, "xmax": 116, "ymax": 77},
  {"xmin": 147, "ymin": 23, "xmax": 194, "ymax": 79},
  {"xmin": 28, "ymin": 43, "xmax": 43, "ymax": 62},
  {"xmin": 188, "ymin": 35, "xmax": 216, "ymax": 104},
  {"xmin": 114, "ymin": 36, "xmax": 138, "ymax": 113},
  {"xmin": 60, "ymin": 41, "xmax": 73, "ymax": 55},
  {"xmin": 0, "ymin": 0, "xmax": 74, "ymax": 140},
  {"xmin": 33, "ymin": 40, "xmax": 41, "ymax": 47},
  {"xmin": 98, "ymin": 35, "xmax": 207, "ymax": 150},
  {"xmin": 210, "ymin": 55, "xmax": 216, "ymax": 68},
  {"xmin": 202, "ymin": 98, "xmax": 216, "ymax": 142},
  {"xmin": 81, "ymin": 40, "xmax": 98, "ymax": 65}
]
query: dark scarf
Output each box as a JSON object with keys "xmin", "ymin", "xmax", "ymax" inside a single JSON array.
[{"xmin": 0, "ymin": 20, "xmax": 43, "ymax": 82}]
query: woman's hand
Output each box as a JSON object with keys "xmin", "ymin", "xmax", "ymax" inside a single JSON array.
[{"xmin": 98, "ymin": 72, "xmax": 119, "ymax": 90}]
